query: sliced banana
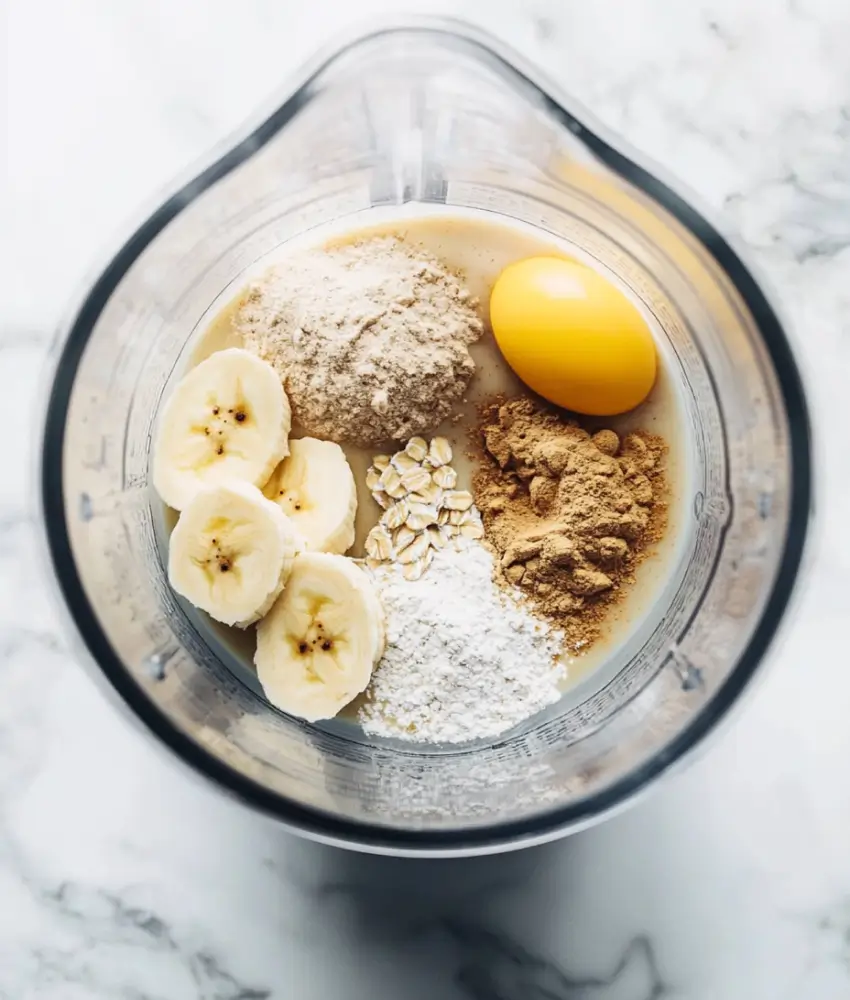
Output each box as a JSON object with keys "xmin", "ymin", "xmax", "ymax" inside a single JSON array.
[
  {"xmin": 255, "ymin": 553, "xmax": 385, "ymax": 722},
  {"xmin": 153, "ymin": 348, "xmax": 291, "ymax": 511},
  {"xmin": 263, "ymin": 438, "xmax": 356, "ymax": 555},
  {"xmin": 168, "ymin": 481, "xmax": 298, "ymax": 628}
]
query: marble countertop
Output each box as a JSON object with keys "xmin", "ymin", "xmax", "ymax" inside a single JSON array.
[{"xmin": 3, "ymin": 1, "xmax": 849, "ymax": 997}]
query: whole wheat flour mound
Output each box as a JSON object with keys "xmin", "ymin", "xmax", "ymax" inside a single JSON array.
[
  {"xmin": 236, "ymin": 237, "xmax": 484, "ymax": 447},
  {"xmin": 474, "ymin": 397, "xmax": 669, "ymax": 652}
]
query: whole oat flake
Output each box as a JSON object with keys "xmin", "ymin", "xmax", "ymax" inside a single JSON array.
[
  {"xmin": 474, "ymin": 397, "xmax": 669, "ymax": 652},
  {"xmin": 236, "ymin": 236, "xmax": 483, "ymax": 447}
]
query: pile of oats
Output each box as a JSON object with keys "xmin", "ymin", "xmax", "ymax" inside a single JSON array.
[{"xmin": 363, "ymin": 436, "xmax": 484, "ymax": 580}]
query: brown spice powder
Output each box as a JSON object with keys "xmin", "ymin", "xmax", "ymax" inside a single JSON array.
[{"xmin": 473, "ymin": 397, "xmax": 669, "ymax": 652}]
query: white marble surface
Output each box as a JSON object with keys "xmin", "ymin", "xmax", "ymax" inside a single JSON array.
[{"xmin": 3, "ymin": 0, "xmax": 850, "ymax": 997}]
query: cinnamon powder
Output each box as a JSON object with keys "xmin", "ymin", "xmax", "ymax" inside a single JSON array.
[{"xmin": 473, "ymin": 397, "xmax": 669, "ymax": 652}]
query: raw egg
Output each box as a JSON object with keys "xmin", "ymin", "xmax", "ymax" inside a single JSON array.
[{"xmin": 489, "ymin": 256, "xmax": 657, "ymax": 416}]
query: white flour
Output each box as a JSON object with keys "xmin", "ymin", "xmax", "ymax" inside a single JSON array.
[{"xmin": 360, "ymin": 544, "xmax": 565, "ymax": 744}]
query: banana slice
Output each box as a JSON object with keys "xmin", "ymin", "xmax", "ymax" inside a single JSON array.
[
  {"xmin": 153, "ymin": 348, "xmax": 291, "ymax": 511},
  {"xmin": 168, "ymin": 481, "xmax": 299, "ymax": 628},
  {"xmin": 263, "ymin": 438, "xmax": 356, "ymax": 555},
  {"xmin": 255, "ymin": 552, "xmax": 385, "ymax": 722}
]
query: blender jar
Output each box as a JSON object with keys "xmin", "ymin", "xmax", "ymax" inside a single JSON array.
[{"xmin": 39, "ymin": 21, "xmax": 811, "ymax": 855}]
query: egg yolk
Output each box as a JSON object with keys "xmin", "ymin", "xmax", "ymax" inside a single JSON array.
[{"xmin": 489, "ymin": 256, "xmax": 657, "ymax": 416}]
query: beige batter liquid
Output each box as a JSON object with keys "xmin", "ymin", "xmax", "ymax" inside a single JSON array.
[{"xmin": 161, "ymin": 208, "xmax": 692, "ymax": 729}]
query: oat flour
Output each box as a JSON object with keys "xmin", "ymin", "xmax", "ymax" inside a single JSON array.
[{"xmin": 236, "ymin": 237, "xmax": 483, "ymax": 447}]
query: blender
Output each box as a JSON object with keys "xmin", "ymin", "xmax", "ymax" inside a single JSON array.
[{"xmin": 38, "ymin": 20, "xmax": 812, "ymax": 855}]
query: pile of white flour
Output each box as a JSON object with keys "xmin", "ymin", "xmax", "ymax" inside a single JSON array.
[{"xmin": 360, "ymin": 544, "xmax": 565, "ymax": 744}]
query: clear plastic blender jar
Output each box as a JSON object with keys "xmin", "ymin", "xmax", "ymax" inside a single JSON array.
[{"xmin": 39, "ymin": 20, "xmax": 812, "ymax": 855}]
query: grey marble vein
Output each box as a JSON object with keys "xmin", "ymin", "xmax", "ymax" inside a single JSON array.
[{"xmin": 449, "ymin": 925, "xmax": 666, "ymax": 1000}]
